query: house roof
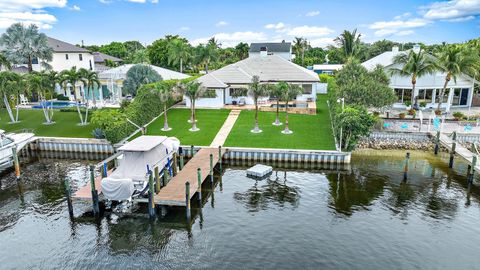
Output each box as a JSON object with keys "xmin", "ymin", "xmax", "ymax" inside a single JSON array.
[
  {"xmin": 93, "ymin": 52, "xmax": 122, "ymax": 63},
  {"xmin": 249, "ymin": 42, "xmax": 291, "ymax": 53},
  {"xmin": 98, "ymin": 64, "xmax": 190, "ymax": 80},
  {"xmin": 47, "ymin": 37, "xmax": 90, "ymax": 53},
  {"xmin": 361, "ymin": 51, "xmax": 401, "ymax": 71},
  {"xmin": 196, "ymin": 55, "xmax": 319, "ymax": 88},
  {"xmin": 313, "ymin": 64, "xmax": 344, "ymax": 71}
]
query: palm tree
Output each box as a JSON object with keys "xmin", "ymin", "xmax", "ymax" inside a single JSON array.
[
  {"xmin": 0, "ymin": 71, "xmax": 21, "ymax": 123},
  {"xmin": 167, "ymin": 39, "xmax": 191, "ymax": 73},
  {"xmin": 196, "ymin": 41, "xmax": 219, "ymax": 73},
  {"xmin": 435, "ymin": 45, "xmax": 480, "ymax": 111},
  {"xmin": 153, "ymin": 82, "xmax": 174, "ymax": 131},
  {"xmin": 281, "ymin": 83, "xmax": 303, "ymax": 134},
  {"xmin": 334, "ymin": 29, "xmax": 362, "ymax": 62},
  {"xmin": 234, "ymin": 42, "xmax": 249, "ymax": 60},
  {"xmin": 179, "ymin": 81, "xmax": 206, "ymax": 131},
  {"xmin": 25, "ymin": 72, "xmax": 55, "ymax": 124},
  {"xmin": 80, "ymin": 68, "xmax": 101, "ymax": 124},
  {"xmin": 60, "ymin": 67, "xmax": 87, "ymax": 124},
  {"xmin": 0, "ymin": 53, "xmax": 11, "ymax": 70},
  {"xmin": 293, "ymin": 37, "xmax": 309, "ymax": 66},
  {"xmin": 391, "ymin": 48, "xmax": 436, "ymax": 109},
  {"xmin": 271, "ymin": 82, "xmax": 288, "ymax": 126},
  {"xmin": 0, "ymin": 23, "xmax": 53, "ymax": 72},
  {"xmin": 248, "ymin": 76, "xmax": 270, "ymax": 133}
]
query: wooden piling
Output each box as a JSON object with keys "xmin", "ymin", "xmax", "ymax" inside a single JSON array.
[
  {"xmin": 12, "ymin": 147, "xmax": 20, "ymax": 180},
  {"xmin": 185, "ymin": 181, "xmax": 191, "ymax": 221},
  {"xmin": 403, "ymin": 152, "xmax": 410, "ymax": 181},
  {"xmin": 163, "ymin": 167, "xmax": 169, "ymax": 186},
  {"xmin": 209, "ymin": 153, "xmax": 214, "ymax": 183},
  {"xmin": 449, "ymin": 132, "xmax": 457, "ymax": 168},
  {"xmin": 172, "ymin": 153, "xmax": 178, "ymax": 176},
  {"xmin": 218, "ymin": 146, "xmax": 222, "ymax": 171},
  {"xmin": 434, "ymin": 131, "xmax": 440, "ymax": 155},
  {"xmin": 467, "ymin": 165, "xmax": 472, "ymax": 182},
  {"xmin": 154, "ymin": 166, "xmax": 160, "ymax": 192},
  {"xmin": 89, "ymin": 165, "xmax": 100, "ymax": 216},
  {"xmin": 197, "ymin": 168, "xmax": 202, "ymax": 202},
  {"xmin": 148, "ymin": 172, "xmax": 156, "ymax": 219},
  {"xmin": 190, "ymin": 145, "xmax": 195, "ymax": 157},
  {"xmin": 469, "ymin": 155, "xmax": 477, "ymax": 184},
  {"xmin": 64, "ymin": 178, "xmax": 74, "ymax": 219}
]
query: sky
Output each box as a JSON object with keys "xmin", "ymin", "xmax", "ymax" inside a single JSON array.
[{"xmin": 0, "ymin": 0, "xmax": 479, "ymax": 48}]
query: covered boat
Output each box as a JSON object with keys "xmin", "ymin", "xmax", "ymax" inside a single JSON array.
[{"xmin": 101, "ymin": 136, "xmax": 180, "ymax": 201}]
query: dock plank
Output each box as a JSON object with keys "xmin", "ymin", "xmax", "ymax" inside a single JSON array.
[{"xmin": 430, "ymin": 132, "xmax": 480, "ymax": 171}]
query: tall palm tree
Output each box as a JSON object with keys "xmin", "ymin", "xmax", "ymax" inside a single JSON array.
[
  {"xmin": 435, "ymin": 45, "xmax": 480, "ymax": 111},
  {"xmin": 80, "ymin": 68, "xmax": 101, "ymax": 124},
  {"xmin": 0, "ymin": 23, "xmax": 53, "ymax": 72},
  {"xmin": 179, "ymin": 81, "xmax": 206, "ymax": 131},
  {"xmin": 234, "ymin": 42, "xmax": 249, "ymax": 60},
  {"xmin": 281, "ymin": 83, "xmax": 303, "ymax": 134},
  {"xmin": 390, "ymin": 48, "xmax": 436, "ymax": 109},
  {"xmin": 25, "ymin": 72, "xmax": 55, "ymax": 124},
  {"xmin": 271, "ymin": 82, "xmax": 288, "ymax": 126},
  {"xmin": 334, "ymin": 29, "xmax": 362, "ymax": 62},
  {"xmin": 60, "ymin": 67, "xmax": 87, "ymax": 124},
  {"xmin": 248, "ymin": 76, "xmax": 270, "ymax": 133},
  {"xmin": 196, "ymin": 41, "xmax": 219, "ymax": 74},
  {"xmin": 0, "ymin": 53, "xmax": 11, "ymax": 71},
  {"xmin": 167, "ymin": 39, "xmax": 191, "ymax": 73},
  {"xmin": 0, "ymin": 71, "xmax": 21, "ymax": 123},
  {"xmin": 293, "ymin": 37, "xmax": 309, "ymax": 66},
  {"xmin": 153, "ymin": 82, "xmax": 174, "ymax": 131}
]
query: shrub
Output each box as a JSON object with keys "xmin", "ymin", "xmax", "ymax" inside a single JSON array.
[
  {"xmin": 407, "ymin": 109, "xmax": 416, "ymax": 116},
  {"xmin": 92, "ymin": 128, "xmax": 106, "ymax": 139},
  {"xmin": 453, "ymin": 112, "xmax": 465, "ymax": 120},
  {"xmin": 419, "ymin": 101, "xmax": 427, "ymax": 108},
  {"xmin": 56, "ymin": 94, "xmax": 69, "ymax": 101},
  {"xmin": 372, "ymin": 111, "xmax": 380, "ymax": 117},
  {"xmin": 404, "ymin": 100, "xmax": 412, "ymax": 107},
  {"xmin": 319, "ymin": 73, "xmax": 332, "ymax": 83}
]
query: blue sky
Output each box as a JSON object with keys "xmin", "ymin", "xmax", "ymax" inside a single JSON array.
[{"xmin": 0, "ymin": 0, "xmax": 479, "ymax": 47}]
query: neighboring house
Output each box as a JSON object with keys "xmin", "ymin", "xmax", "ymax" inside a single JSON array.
[
  {"xmin": 362, "ymin": 45, "xmax": 477, "ymax": 109},
  {"xmin": 312, "ymin": 64, "xmax": 343, "ymax": 75},
  {"xmin": 93, "ymin": 52, "xmax": 122, "ymax": 72},
  {"xmin": 98, "ymin": 64, "xmax": 189, "ymax": 104},
  {"xmin": 188, "ymin": 55, "xmax": 320, "ymax": 108},
  {"xmin": 249, "ymin": 41, "xmax": 293, "ymax": 61}
]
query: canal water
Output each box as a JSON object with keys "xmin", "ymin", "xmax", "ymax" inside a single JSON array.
[{"xmin": 1, "ymin": 150, "xmax": 479, "ymax": 269}]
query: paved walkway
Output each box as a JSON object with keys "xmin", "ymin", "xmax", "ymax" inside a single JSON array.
[{"xmin": 210, "ymin": 110, "xmax": 241, "ymax": 147}]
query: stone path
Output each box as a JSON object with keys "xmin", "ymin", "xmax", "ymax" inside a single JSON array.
[{"xmin": 210, "ymin": 110, "xmax": 241, "ymax": 147}]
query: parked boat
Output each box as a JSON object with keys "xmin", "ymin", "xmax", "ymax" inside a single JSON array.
[
  {"xmin": 101, "ymin": 136, "xmax": 180, "ymax": 203},
  {"xmin": 0, "ymin": 129, "xmax": 35, "ymax": 170}
]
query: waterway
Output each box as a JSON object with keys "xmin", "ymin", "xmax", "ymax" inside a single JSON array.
[{"xmin": 0, "ymin": 150, "xmax": 479, "ymax": 269}]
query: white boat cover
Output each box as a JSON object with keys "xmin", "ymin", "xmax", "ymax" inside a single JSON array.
[{"xmin": 101, "ymin": 136, "xmax": 180, "ymax": 201}]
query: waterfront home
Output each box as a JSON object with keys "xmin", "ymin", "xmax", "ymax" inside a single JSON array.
[
  {"xmin": 93, "ymin": 52, "xmax": 123, "ymax": 72},
  {"xmin": 187, "ymin": 54, "xmax": 320, "ymax": 114},
  {"xmin": 249, "ymin": 41, "xmax": 293, "ymax": 61},
  {"xmin": 362, "ymin": 45, "xmax": 477, "ymax": 109}
]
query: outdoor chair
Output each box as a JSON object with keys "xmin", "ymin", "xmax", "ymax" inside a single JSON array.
[
  {"xmin": 19, "ymin": 94, "xmax": 29, "ymax": 106},
  {"xmin": 238, "ymin": 98, "xmax": 246, "ymax": 106}
]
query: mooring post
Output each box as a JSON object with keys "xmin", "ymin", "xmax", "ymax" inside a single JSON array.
[
  {"xmin": 64, "ymin": 178, "xmax": 74, "ymax": 219},
  {"xmin": 12, "ymin": 147, "xmax": 20, "ymax": 180},
  {"xmin": 179, "ymin": 153, "xmax": 184, "ymax": 170},
  {"xmin": 102, "ymin": 162, "xmax": 108, "ymax": 177},
  {"xmin": 209, "ymin": 154, "xmax": 214, "ymax": 183},
  {"xmin": 172, "ymin": 153, "xmax": 178, "ymax": 176},
  {"xmin": 403, "ymin": 152, "xmax": 410, "ymax": 181},
  {"xmin": 449, "ymin": 132, "xmax": 457, "ymax": 168},
  {"xmin": 190, "ymin": 145, "xmax": 195, "ymax": 158},
  {"xmin": 197, "ymin": 168, "xmax": 202, "ymax": 202},
  {"xmin": 185, "ymin": 181, "xmax": 191, "ymax": 221},
  {"xmin": 148, "ymin": 172, "xmax": 156, "ymax": 219},
  {"xmin": 467, "ymin": 165, "xmax": 472, "ymax": 182},
  {"xmin": 469, "ymin": 155, "xmax": 477, "ymax": 184},
  {"xmin": 218, "ymin": 146, "xmax": 222, "ymax": 171},
  {"xmin": 163, "ymin": 167, "xmax": 169, "ymax": 186},
  {"xmin": 89, "ymin": 165, "xmax": 100, "ymax": 217},
  {"xmin": 434, "ymin": 131, "xmax": 440, "ymax": 155},
  {"xmin": 154, "ymin": 166, "xmax": 160, "ymax": 192}
]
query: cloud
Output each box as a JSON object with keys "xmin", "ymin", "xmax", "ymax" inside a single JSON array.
[
  {"xmin": 369, "ymin": 18, "xmax": 430, "ymax": 37},
  {"xmin": 179, "ymin": 26, "xmax": 190, "ymax": 31},
  {"xmin": 423, "ymin": 0, "xmax": 480, "ymax": 20},
  {"xmin": 447, "ymin": 15, "xmax": 476, "ymax": 21},
  {"xmin": 192, "ymin": 31, "xmax": 267, "ymax": 47},
  {"xmin": 71, "ymin": 5, "xmax": 81, "ymax": 11},
  {"xmin": 395, "ymin": 30, "xmax": 415, "ymax": 36},
  {"xmin": 264, "ymin": 22, "xmax": 286, "ymax": 33},
  {"xmin": 125, "ymin": 0, "xmax": 158, "ymax": 3},
  {"xmin": 394, "ymin": 12, "xmax": 411, "ymax": 20},
  {"xmin": 0, "ymin": 0, "xmax": 67, "ymax": 11},
  {"xmin": 309, "ymin": 37, "xmax": 335, "ymax": 48},
  {"xmin": 216, "ymin": 21, "xmax": 229, "ymax": 27},
  {"xmin": 0, "ymin": 0, "xmax": 66, "ymax": 30},
  {"xmin": 286, "ymin": 25, "xmax": 334, "ymax": 37},
  {"xmin": 305, "ymin": 10, "xmax": 320, "ymax": 17}
]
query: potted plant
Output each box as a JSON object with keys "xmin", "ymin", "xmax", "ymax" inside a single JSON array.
[
  {"xmin": 419, "ymin": 101, "xmax": 427, "ymax": 108},
  {"xmin": 452, "ymin": 112, "xmax": 465, "ymax": 121},
  {"xmin": 408, "ymin": 108, "xmax": 416, "ymax": 116},
  {"xmin": 399, "ymin": 112, "xmax": 406, "ymax": 119},
  {"xmin": 435, "ymin": 109, "xmax": 442, "ymax": 116}
]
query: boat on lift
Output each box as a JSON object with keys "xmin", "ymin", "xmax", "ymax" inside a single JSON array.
[{"xmin": 0, "ymin": 129, "xmax": 35, "ymax": 170}]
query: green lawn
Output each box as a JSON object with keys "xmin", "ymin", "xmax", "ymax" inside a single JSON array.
[
  {"xmin": 143, "ymin": 108, "xmax": 231, "ymax": 146},
  {"xmin": 224, "ymin": 95, "xmax": 336, "ymax": 150},
  {"xmin": 0, "ymin": 109, "xmax": 94, "ymax": 138}
]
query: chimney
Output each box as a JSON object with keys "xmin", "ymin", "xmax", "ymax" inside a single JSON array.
[
  {"xmin": 260, "ymin": 46, "xmax": 268, "ymax": 57},
  {"xmin": 392, "ymin": 46, "xmax": 399, "ymax": 53},
  {"xmin": 413, "ymin": 44, "xmax": 421, "ymax": 53}
]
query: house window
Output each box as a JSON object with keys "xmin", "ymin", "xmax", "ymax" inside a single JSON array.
[
  {"xmin": 89, "ymin": 60, "xmax": 92, "ymax": 70},
  {"xmin": 79, "ymin": 54, "xmax": 83, "ymax": 61},
  {"xmin": 394, "ymin": 88, "xmax": 403, "ymax": 103},
  {"xmin": 201, "ymin": 89, "xmax": 217, "ymax": 98},
  {"xmin": 417, "ymin": 89, "xmax": 434, "ymax": 104},
  {"xmin": 230, "ymin": 88, "xmax": 248, "ymax": 97},
  {"xmin": 302, "ymin": 84, "xmax": 312, "ymax": 94},
  {"xmin": 394, "ymin": 88, "xmax": 412, "ymax": 104},
  {"xmin": 65, "ymin": 54, "xmax": 69, "ymax": 60},
  {"xmin": 32, "ymin": 57, "xmax": 39, "ymax": 64},
  {"xmin": 442, "ymin": 89, "xmax": 450, "ymax": 103}
]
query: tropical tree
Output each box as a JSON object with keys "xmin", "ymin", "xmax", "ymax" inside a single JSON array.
[
  {"xmin": 0, "ymin": 23, "xmax": 53, "ymax": 72},
  {"xmin": 435, "ymin": 45, "xmax": 480, "ymax": 111},
  {"xmin": 334, "ymin": 29, "xmax": 362, "ymax": 62},
  {"xmin": 196, "ymin": 40, "xmax": 219, "ymax": 73},
  {"xmin": 248, "ymin": 76, "xmax": 270, "ymax": 133},
  {"xmin": 178, "ymin": 81, "xmax": 206, "ymax": 131},
  {"xmin": 234, "ymin": 42, "xmax": 249, "ymax": 60},
  {"xmin": 271, "ymin": 82, "xmax": 288, "ymax": 125},
  {"xmin": 123, "ymin": 64, "xmax": 162, "ymax": 96},
  {"xmin": 0, "ymin": 71, "xmax": 22, "ymax": 123},
  {"xmin": 0, "ymin": 53, "xmax": 11, "ymax": 70},
  {"xmin": 25, "ymin": 72, "xmax": 56, "ymax": 124},
  {"xmin": 60, "ymin": 67, "xmax": 88, "ymax": 124},
  {"xmin": 80, "ymin": 68, "xmax": 101, "ymax": 124},
  {"xmin": 337, "ymin": 106, "xmax": 376, "ymax": 151},
  {"xmin": 281, "ymin": 83, "xmax": 303, "ymax": 134},
  {"xmin": 151, "ymin": 81, "xmax": 176, "ymax": 131},
  {"xmin": 167, "ymin": 39, "xmax": 191, "ymax": 73},
  {"xmin": 293, "ymin": 37, "xmax": 309, "ymax": 66},
  {"xmin": 390, "ymin": 48, "xmax": 436, "ymax": 108}
]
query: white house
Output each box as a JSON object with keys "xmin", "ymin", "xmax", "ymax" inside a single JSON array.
[
  {"xmin": 93, "ymin": 52, "xmax": 122, "ymax": 72},
  {"xmin": 249, "ymin": 41, "xmax": 293, "ymax": 61},
  {"xmin": 312, "ymin": 64, "xmax": 343, "ymax": 75},
  {"xmin": 187, "ymin": 54, "xmax": 320, "ymax": 109},
  {"xmin": 362, "ymin": 45, "xmax": 477, "ymax": 109}
]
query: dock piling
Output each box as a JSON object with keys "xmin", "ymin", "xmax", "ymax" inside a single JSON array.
[
  {"xmin": 179, "ymin": 153, "xmax": 184, "ymax": 170},
  {"xmin": 469, "ymin": 155, "xmax": 477, "ymax": 184},
  {"xmin": 467, "ymin": 165, "xmax": 472, "ymax": 182},
  {"xmin": 185, "ymin": 181, "xmax": 191, "ymax": 221},
  {"xmin": 218, "ymin": 146, "xmax": 222, "ymax": 171},
  {"xmin": 102, "ymin": 162, "xmax": 108, "ymax": 177},
  {"xmin": 197, "ymin": 168, "xmax": 202, "ymax": 202},
  {"xmin": 449, "ymin": 132, "xmax": 456, "ymax": 168},
  {"xmin": 154, "ymin": 166, "xmax": 160, "ymax": 192},
  {"xmin": 64, "ymin": 178, "xmax": 74, "ymax": 219},
  {"xmin": 403, "ymin": 152, "xmax": 410, "ymax": 181},
  {"xmin": 89, "ymin": 165, "xmax": 100, "ymax": 217},
  {"xmin": 434, "ymin": 131, "xmax": 440, "ymax": 155},
  {"xmin": 173, "ymin": 153, "xmax": 178, "ymax": 176},
  {"xmin": 190, "ymin": 145, "xmax": 195, "ymax": 157},
  {"xmin": 209, "ymin": 154, "xmax": 214, "ymax": 183},
  {"xmin": 12, "ymin": 148, "xmax": 20, "ymax": 180},
  {"xmin": 148, "ymin": 172, "xmax": 156, "ymax": 220},
  {"xmin": 163, "ymin": 167, "xmax": 169, "ymax": 186}
]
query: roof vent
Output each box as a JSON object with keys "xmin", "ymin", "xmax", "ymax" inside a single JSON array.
[{"xmin": 260, "ymin": 46, "xmax": 268, "ymax": 57}]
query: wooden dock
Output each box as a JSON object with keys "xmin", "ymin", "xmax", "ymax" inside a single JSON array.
[
  {"xmin": 430, "ymin": 132, "xmax": 480, "ymax": 171},
  {"xmin": 155, "ymin": 147, "xmax": 222, "ymax": 206},
  {"xmin": 73, "ymin": 170, "xmax": 112, "ymax": 199}
]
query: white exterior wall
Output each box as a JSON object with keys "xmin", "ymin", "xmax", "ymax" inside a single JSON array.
[
  {"xmin": 185, "ymin": 89, "xmax": 224, "ymax": 108},
  {"xmin": 29, "ymin": 52, "xmax": 95, "ymax": 72},
  {"xmin": 297, "ymin": 83, "xmax": 318, "ymax": 101}
]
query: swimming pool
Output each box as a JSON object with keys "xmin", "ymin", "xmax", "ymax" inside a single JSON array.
[{"xmin": 32, "ymin": 101, "xmax": 84, "ymax": 109}]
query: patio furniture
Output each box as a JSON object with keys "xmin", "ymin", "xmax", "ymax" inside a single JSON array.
[
  {"xmin": 238, "ymin": 98, "xmax": 246, "ymax": 106},
  {"xmin": 19, "ymin": 94, "xmax": 29, "ymax": 106}
]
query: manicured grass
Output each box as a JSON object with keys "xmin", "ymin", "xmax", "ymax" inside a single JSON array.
[
  {"xmin": 224, "ymin": 95, "xmax": 336, "ymax": 150},
  {"xmin": 0, "ymin": 109, "xmax": 94, "ymax": 138},
  {"xmin": 144, "ymin": 108, "xmax": 231, "ymax": 146}
]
